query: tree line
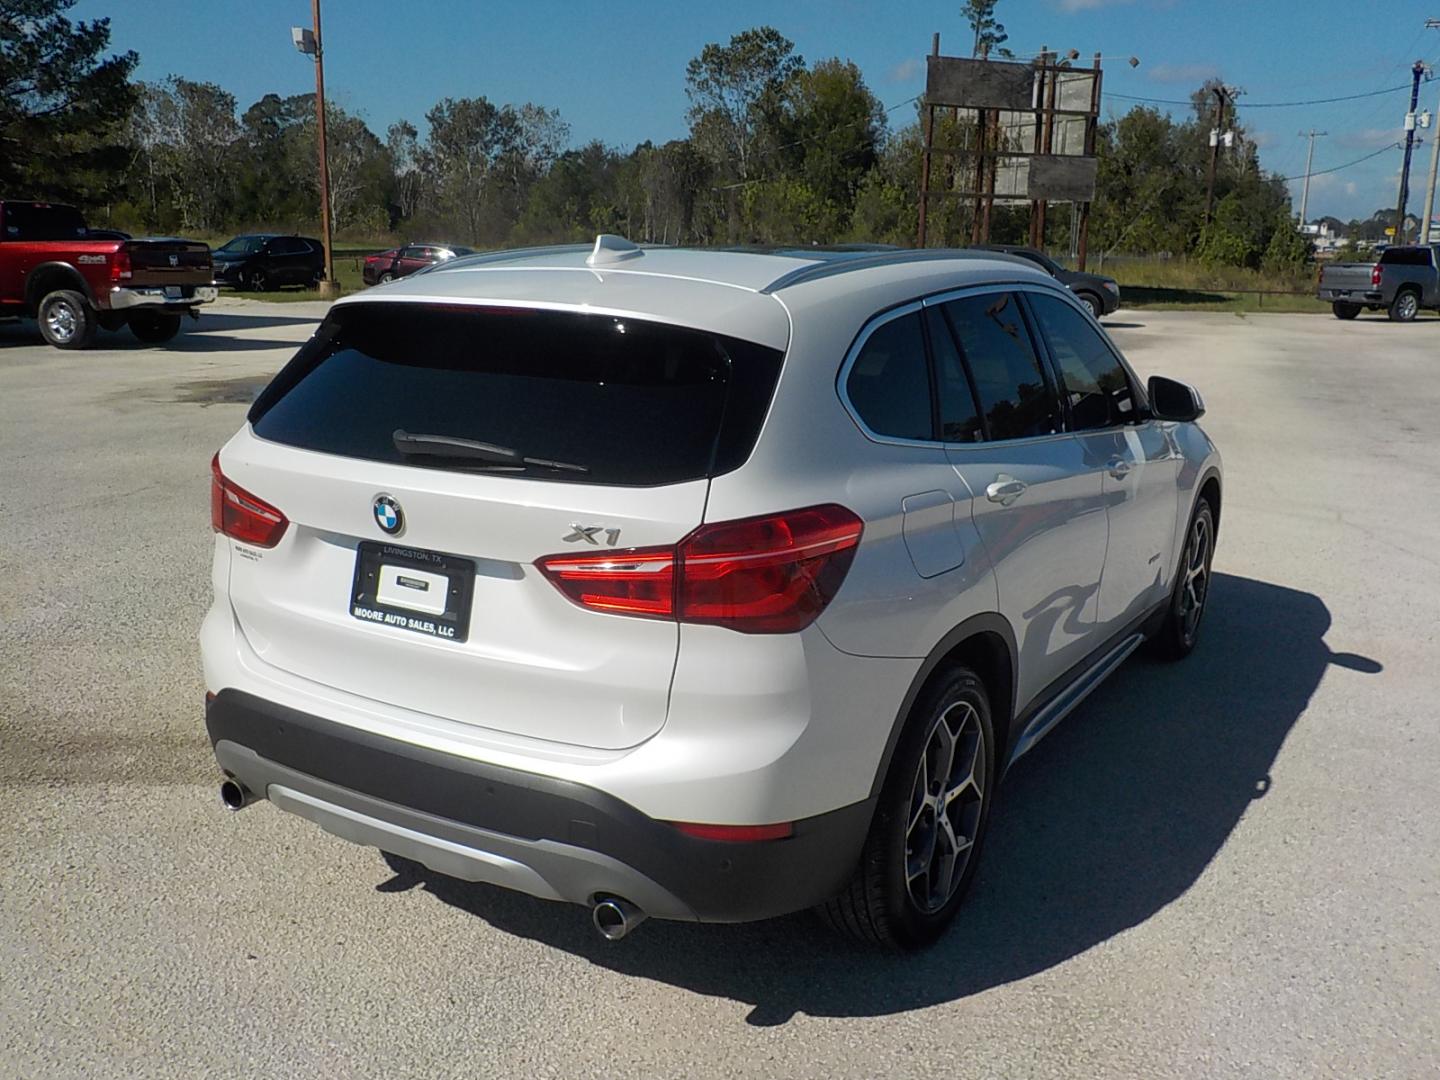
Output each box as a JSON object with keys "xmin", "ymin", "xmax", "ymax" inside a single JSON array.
[{"xmin": 5, "ymin": 2, "xmax": 1311, "ymax": 270}]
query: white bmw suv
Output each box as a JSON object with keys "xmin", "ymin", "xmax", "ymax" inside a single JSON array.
[{"xmin": 203, "ymin": 237, "xmax": 1221, "ymax": 949}]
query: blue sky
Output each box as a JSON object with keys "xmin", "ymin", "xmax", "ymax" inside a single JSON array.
[{"xmin": 71, "ymin": 0, "xmax": 1440, "ymax": 222}]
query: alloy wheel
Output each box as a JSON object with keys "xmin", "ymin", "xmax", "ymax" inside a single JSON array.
[
  {"xmin": 45, "ymin": 298, "xmax": 78, "ymax": 343},
  {"xmin": 1179, "ymin": 512, "xmax": 1212, "ymax": 644},
  {"xmin": 1400, "ymin": 293, "xmax": 1419, "ymax": 320},
  {"xmin": 904, "ymin": 700, "xmax": 986, "ymax": 914}
]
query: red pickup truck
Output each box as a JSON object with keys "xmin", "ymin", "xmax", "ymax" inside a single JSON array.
[{"xmin": 0, "ymin": 200, "xmax": 217, "ymax": 349}]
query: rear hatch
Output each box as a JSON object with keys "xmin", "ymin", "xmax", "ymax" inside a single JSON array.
[
  {"xmin": 124, "ymin": 239, "xmax": 212, "ymax": 286},
  {"xmin": 218, "ymin": 301, "xmax": 783, "ymax": 750}
]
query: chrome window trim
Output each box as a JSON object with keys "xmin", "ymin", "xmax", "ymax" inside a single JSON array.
[{"xmin": 836, "ymin": 281, "xmax": 1081, "ymax": 451}]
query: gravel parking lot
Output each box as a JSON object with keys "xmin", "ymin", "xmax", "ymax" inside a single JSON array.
[{"xmin": 2, "ymin": 300, "xmax": 1437, "ymax": 1079}]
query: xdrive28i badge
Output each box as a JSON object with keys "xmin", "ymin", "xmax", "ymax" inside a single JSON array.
[{"xmin": 372, "ymin": 494, "xmax": 404, "ymax": 535}]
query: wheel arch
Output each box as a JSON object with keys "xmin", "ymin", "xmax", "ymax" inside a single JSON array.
[
  {"xmin": 25, "ymin": 262, "xmax": 95, "ymax": 312},
  {"xmin": 1197, "ymin": 466, "xmax": 1222, "ymax": 535},
  {"xmin": 866, "ymin": 613, "xmax": 1018, "ymax": 799}
]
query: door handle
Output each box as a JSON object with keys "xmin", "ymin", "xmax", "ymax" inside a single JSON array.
[
  {"xmin": 1106, "ymin": 456, "xmax": 1132, "ymax": 480},
  {"xmin": 986, "ymin": 475, "xmax": 1027, "ymax": 505}
]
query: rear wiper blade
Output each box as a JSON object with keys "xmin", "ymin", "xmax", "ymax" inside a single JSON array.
[{"xmin": 392, "ymin": 430, "xmax": 589, "ymax": 473}]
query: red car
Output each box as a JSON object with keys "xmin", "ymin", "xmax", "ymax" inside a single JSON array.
[{"xmin": 362, "ymin": 242, "xmax": 475, "ymax": 285}]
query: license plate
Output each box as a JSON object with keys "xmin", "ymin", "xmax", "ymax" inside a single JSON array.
[
  {"xmin": 350, "ymin": 541, "xmax": 474, "ymax": 641},
  {"xmin": 164, "ymin": 285, "xmax": 182, "ymax": 299}
]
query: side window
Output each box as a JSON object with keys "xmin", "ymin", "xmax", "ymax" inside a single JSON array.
[
  {"xmin": 1027, "ymin": 292, "xmax": 1137, "ymax": 431},
  {"xmin": 845, "ymin": 311, "xmax": 933, "ymax": 441},
  {"xmin": 271, "ymin": 238, "xmax": 300, "ymax": 255},
  {"xmin": 400, "ymin": 246, "xmax": 425, "ymax": 260},
  {"xmin": 923, "ymin": 307, "xmax": 982, "ymax": 443},
  {"xmin": 940, "ymin": 292, "xmax": 1059, "ymax": 440}
]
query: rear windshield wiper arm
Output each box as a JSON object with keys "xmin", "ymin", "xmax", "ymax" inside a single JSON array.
[{"xmin": 392, "ymin": 429, "xmax": 589, "ymax": 473}]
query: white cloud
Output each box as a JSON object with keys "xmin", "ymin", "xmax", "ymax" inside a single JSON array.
[
  {"xmin": 1249, "ymin": 130, "xmax": 1277, "ymax": 149},
  {"xmin": 1146, "ymin": 62, "xmax": 1221, "ymax": 85},
  {"xmin": 888, "ymin": 57, "xmax": 921, "ymax": 83},
  {"xmin": 1345, "ymin": 182, "xmax": 1358, "ymax": 196},
  {"xmin": 1056, "ymin": 0, "xmax": 1135, "ymax": 10}
]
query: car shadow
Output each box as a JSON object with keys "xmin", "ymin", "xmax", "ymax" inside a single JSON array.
[
  {"xmin": 1099, "ymin": 321, "xmax": 1145, "ymax": 329},
  {"xmin": 377, "ymin": 573, "xmax": 1379, "ymax": 1026},
  {"xmin": 0, "ymin": 310, "xmax": 318, "ymax": 352}
]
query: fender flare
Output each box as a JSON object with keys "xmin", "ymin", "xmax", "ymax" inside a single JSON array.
[
  {"xmin": 865, "ymin": 611, "xmax": 1019, "ymax": 799},
  {"xmin": 25, "ymin": 261, "xmax": 96, "ymax": 310}
]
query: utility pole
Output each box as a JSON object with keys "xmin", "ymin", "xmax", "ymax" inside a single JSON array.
[
  {"xmin": 1203, "ymin": 86, "xmax": 1230, "ymax": 226},
  {"xmin": 1394, "ymin": 60, "xmax": 1426, "ymax": 246},
  {"xmin": 292, "ymin": 1, "xmax": 337, "ymax": 294},
  {"xmin": 1298, "ymin": 129, "xmax": 1326, "ymax": 225},
  {"xmin": 1422, "ymin": 20, "xmax": 1440, "ymax": 244}
]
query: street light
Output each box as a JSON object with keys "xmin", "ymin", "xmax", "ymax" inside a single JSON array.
[{"xmin": 291, "ymin": 2, "xmax": 337, "ymax": 296}]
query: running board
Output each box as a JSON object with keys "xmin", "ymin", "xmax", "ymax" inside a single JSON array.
[{"xmin": 1008, "ymin": 632, "xmax": 1146, "ymax": 764}]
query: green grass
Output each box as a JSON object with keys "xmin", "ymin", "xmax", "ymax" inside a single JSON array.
[{"xmin": 1086, "ymin": 255, "xmax": 1328, "ymax": 314}]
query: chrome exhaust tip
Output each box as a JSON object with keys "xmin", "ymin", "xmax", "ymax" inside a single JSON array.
[
  {"xmin": 592, "ymin": 897, "xmax": 647, "ymax": 941},
  {"xmin": 219, "ymin": 778, "xmax": 254, "ymax": 812}
]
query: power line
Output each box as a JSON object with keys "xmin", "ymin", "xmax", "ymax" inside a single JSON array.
[
  {"xmin": 1274, "ymin": 142, "xmax": 1401, "ymax": 183},
  {"xmin": 1106, "ymin": 82, "xmax": 1416, "ymax": 109}
]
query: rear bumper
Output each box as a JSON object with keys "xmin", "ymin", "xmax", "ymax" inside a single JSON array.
[
  {"xmin": 206, "ymin": 689, "xmax": 874, "ymax": 923},
  {"xmin": 109, "ymin": 284, "xmax": 218, "ymax": 310},
  {"xmin": 1320, "ymin": 288, "xmax": 1383, "ymax": 303}
]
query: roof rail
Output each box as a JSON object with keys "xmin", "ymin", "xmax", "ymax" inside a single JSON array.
[{"xmin": 760, "ymin": 247, "xmax": 1034, "ymax": 293}]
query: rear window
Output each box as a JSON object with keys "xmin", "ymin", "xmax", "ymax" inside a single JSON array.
[
  {"xmin": 1379, "ymin": 247, "xmax": 1433, "ymax": 266},
  {"xmin": 249, "ymin": 303, "xmax": 784, "ymax": 487},
  {"xmin": 1, "ymin": 203, "xmax": 86, "ymax": 241}
]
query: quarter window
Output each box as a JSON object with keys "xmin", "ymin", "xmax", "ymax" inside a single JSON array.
[
  {"xmin": 1027, "ymin": 293, "xmax": 1136, "ymax": 431},
  {"xmin": 939, "ymin": 293, "xmax": 1058, "ymax": 440},
  {"xmin": 845, "ymin": 311, "xmax": 933, "ymax": 441}
]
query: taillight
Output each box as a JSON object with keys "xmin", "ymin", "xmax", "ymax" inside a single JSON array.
[
  {"xmin": 210, "ymin": 453, "xmax": 288, "ymax": 548},
  {"xmin": 1372, "ymin": 264, "xmax": 1383, "ymax": 287},
  {"xmin": 536, "ymin": 504, "xmax": 863, "ymax": 634},
  {"xmin": 110, "ymin": 250, "xmax": 132, "ymax": 282}
]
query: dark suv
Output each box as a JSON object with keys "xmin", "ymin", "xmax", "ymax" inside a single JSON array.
[
  {"xmin": 213, "ymin": 235, "xmax": 324, "ymax": 291},
  {"xmin": 971, "ymin": 245, "xmax": 1120, "ymax": 319}
]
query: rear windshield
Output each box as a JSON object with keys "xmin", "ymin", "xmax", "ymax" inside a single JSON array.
[
  {"xmin": 1379, "ymin": 247, "xmax": 1434, "ymax": 266},
  {"xmin": 249, "ymin": 303, "xmax": 784, "ymax": 487},
  {"xmin": 1, "ymin": 203, "xmax": 86, "ymax": 241}
]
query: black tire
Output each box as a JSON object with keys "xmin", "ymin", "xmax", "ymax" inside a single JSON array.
[
  {"xmin": 819, "ymin": 665, "xmax": 996, "ymax": 950},
  {"xmin": 1151, "ymin": 497, "xmax": 1215, "ymax": 661},
  {"xmin": 245, "ymin": 268, "xmax": 269, "ymax": 292},
  {"xmin": 36, "ymin": 289, "xmax": 97, "ymax": 350},
  {"xmin": 377, "ymin": 271, "xmax": 394, "ymax": 284},
  {"xmin": 1077, "ymin": 291, "xmax": 1102, "ymax": 319},
  {"xmin": 1331, "ymin": 301, "xmax": 1361, "ymax": 320},
  {"xmin": 1388, "ymin": 288, "xmax": 1420, "ymax": 322},
  {"xmin": 128, "ymin": 311, "xmax": 182, "ymax": 344}
]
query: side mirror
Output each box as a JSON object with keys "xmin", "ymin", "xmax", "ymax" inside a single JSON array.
[{"xmin": 1147, "ymin": 375, "xmax": 1205, "ymax": 422}]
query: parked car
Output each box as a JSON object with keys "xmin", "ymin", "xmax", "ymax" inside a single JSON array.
[
  {"xmin": 84, "ymin": 228, "xmax": 131, "ymax": 240},
  {"xmin": 211, "ymin": 234, "xmax": 325, "ymax": 291},
  {"xmin": 972, "ymin": 244, "xmax": 1120, "ymax": 318},
  {"xmin": 204, "ymin": 237, "xmax": 1221, "ymax": 950},
  {"xmin": 362, "ymin": 242, "xmax": 475, "ymax": 285},
  {"xmin": 1317, "ymin": 244, "xmax": 1440, "ymax": 321},
  {"xmin": 0, "ymin": 199, "xmax": 215, "ymax": 348}
]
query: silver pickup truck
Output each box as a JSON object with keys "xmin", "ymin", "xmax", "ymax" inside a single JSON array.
[{"xmin": 1318, "ymin": 245, "xmax": 1440, "ymax": 321}]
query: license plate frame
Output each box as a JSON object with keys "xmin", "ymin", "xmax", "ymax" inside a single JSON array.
[
  {"xmin": 163, "ymin": 285, "xmax": 183, "ymax": 299},
  {"xmin": 350, "ymin": 541, "xmax": 475, "ymax": 642}
]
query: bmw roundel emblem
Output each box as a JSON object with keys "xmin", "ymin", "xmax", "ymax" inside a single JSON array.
[{"xmin": 372, "ymin": 494, "xmax": 403, "ymax": 535}]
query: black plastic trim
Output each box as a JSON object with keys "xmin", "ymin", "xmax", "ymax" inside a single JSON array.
[
  {"xmin": 205, "ymin": 690, "xmax": 874, "ymax": 922},
  {"xmin": 865, "ymin": 611, "xmax": 1019, "ymax": 799}
]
